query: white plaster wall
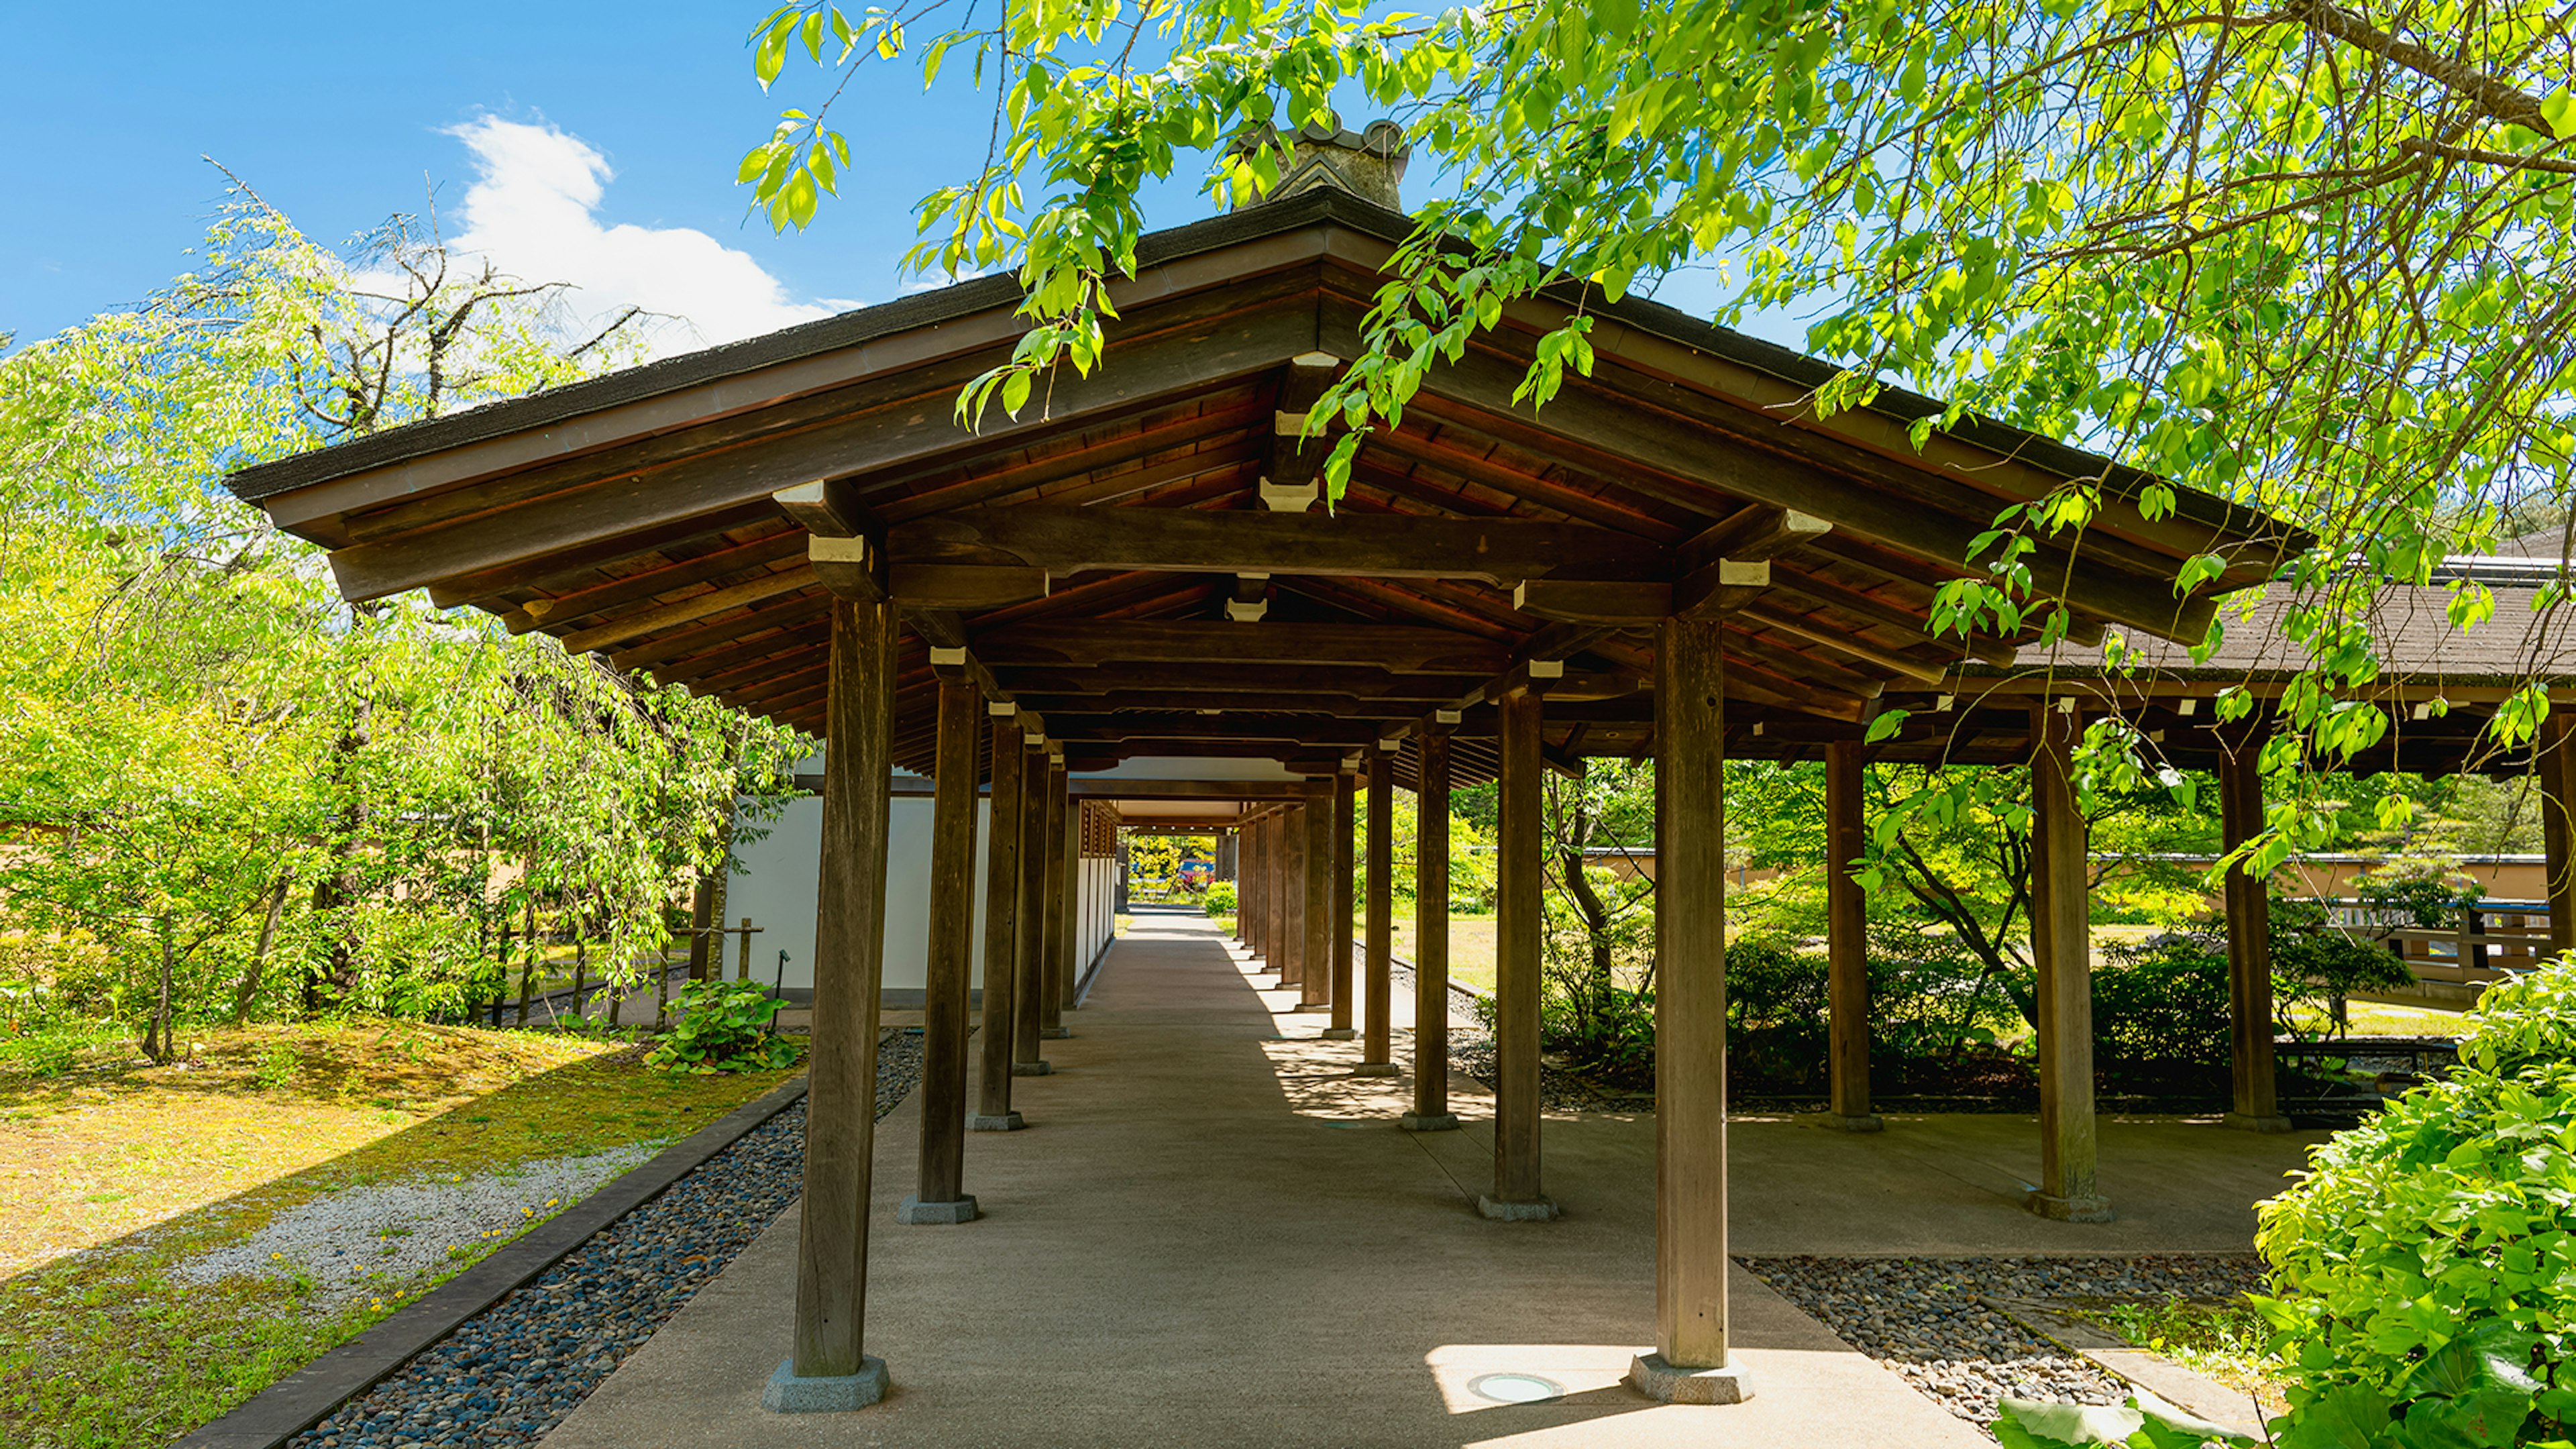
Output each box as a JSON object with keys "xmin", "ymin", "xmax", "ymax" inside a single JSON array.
[
  {"xmin": 729, "ymin": 761, "xmax": 991, "ymax": 996},
  {"xmin": 731, "ymin": 753, "xmax": 1249, "ymax": 1000}
]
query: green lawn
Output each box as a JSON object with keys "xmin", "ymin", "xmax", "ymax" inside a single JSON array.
[
  {"xmin": 0, "ymin": 1020, "xmax": 798, "ymax": 1449},
  {"xmin": 1354, "ymin": 908, "xmax": 1497, "ymax": 996}
]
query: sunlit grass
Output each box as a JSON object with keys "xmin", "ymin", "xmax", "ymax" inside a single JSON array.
[
  {"xmin": 0, "ymin": 1020, "xmax": 796, "ymax": 1449},
  {"xmin": 2074, "ymin": 1297, "xmax": 2291, "ymax": 1421}
]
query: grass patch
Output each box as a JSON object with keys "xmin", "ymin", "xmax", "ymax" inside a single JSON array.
[
  {"xmin": 0, "ymin": 1018, "xmax": 798, "ymax": 1449},
  {"xmin": 1356, "ymin": 910, "xmax": 1498, "ymax": 996},
  {"xmin": 2073, "ymin": 1297, "xmax": 2292, "ymax": 1421}
]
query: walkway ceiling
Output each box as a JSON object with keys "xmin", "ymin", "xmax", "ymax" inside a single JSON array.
[{"xmin": 229, "ymin": 188, "xmax": 2321, "ymax": 786}]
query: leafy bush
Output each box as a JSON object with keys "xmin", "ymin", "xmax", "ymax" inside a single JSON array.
[
  {"xmin": 1201, "ymin": 880, "xmax": 1236, "ymax": 917},
  {"xmin": 2090, "ymin": 936, "xmax": 2235, "ymax": 1085},
  {"xmin": 645, "ymin": 980, "xmax": 798, "ymax": 1074},
  {"xmin": 2252, "ymin": 955, "xmax": 2576, "ymax": 1448}
]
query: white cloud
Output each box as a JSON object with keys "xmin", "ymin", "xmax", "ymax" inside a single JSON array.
[{"xmin": 440, "ymin": 115, "xmax": 835, "ymax": 356}]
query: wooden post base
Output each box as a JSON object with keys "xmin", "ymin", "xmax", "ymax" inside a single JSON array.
[
  {"xmin": 2027, "ymin": 1191, "xmax": 2115, "ymax": 1223},
  {"xmin": 763, "ymin": 1356, "xmax": 888, "ymax": 1413},
  {"xmin": 1477, "ymin": 1194, "xmax": 1561, "ymax": 1222},
  {"xmin": 896, "ymin": 1194, "xmax": 979, "ymax": 1225},
  {"xmin": 1402, "ymin": 1112, "xmax": 1460, "ymax": 1132},
  {"xmin": 2222, "ymin": 1112, "xmax": 2296, "ymax": 1134},
  {"xmin": 1627, "ymin": 1353, "xmax": 1754, "ymax": 1405},
  {"xmin": 1010, "ymin": 1060, "xmax": 1053, "ymax": 1076},
  {"xmin": 1351, "ymin": 1063, "xmax": 1399, "ymax": 1077},
  {"xmin": 969, "ymin": 1112, "xmax": 1025, "ymax": 1132},
  {"xmin": 1818, "ymin": 1113, "xmax": 1884, "ymax": 1133},
  {"xmin": 1320, "ymin": 1026, "xmax": 1357, "ymax": 1040}
]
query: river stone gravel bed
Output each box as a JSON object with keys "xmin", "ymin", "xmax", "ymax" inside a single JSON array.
[
  {"xmin": 1743, "ymin": 1254, "xmax": 2269, "ymax": 1430},
  {"xmin": 285, "ymin": 1028, "xmax": 924, "ymax": 1449}
]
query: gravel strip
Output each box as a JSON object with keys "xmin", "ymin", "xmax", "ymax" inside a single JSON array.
[
  {"xmin": 1447, "ymin": 1031, "xmax": 1644, "ymax": 1112},
  {"xmin": 288, "ymin": 1029, "xmax": 925, "ymax": 1449},
  {"xmin": 179, "ymin": 1147, "xmax": 657, "ymax": 1308},
  {"xmin": 1743, "ymin": 1254, "xmax": 2267, "ymax": 1432}
]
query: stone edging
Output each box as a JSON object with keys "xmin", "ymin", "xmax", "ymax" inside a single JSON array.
[
  {"xmin": 1980, "ymin": 1295, "xmax": 2270, "ymax": 1439},
  {"xmin": 173, "ymin": 1074, "xmax": 813, "ymax": 1449}
]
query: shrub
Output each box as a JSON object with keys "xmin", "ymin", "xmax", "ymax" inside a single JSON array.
[
  {"xmin": 1201, "ymin": 880, "xmax": 1237, "ymax": 918},
  {"xmin": 645, "ymin": 980, "xmax": 799, "ymax": 1073},
  {"xmin": 2252, "ymin": 955, "xmax": 2576, "ymax": 1448}
]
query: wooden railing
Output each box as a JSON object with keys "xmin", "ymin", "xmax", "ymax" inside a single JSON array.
[{"xmin": 2314, "ymin": 898, "xmax": 2554, "ymax": 1000}]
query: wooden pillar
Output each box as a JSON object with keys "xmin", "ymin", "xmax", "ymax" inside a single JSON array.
[
  {"xmin": 2220, "ymin": 719, "xmax": 2291, "ymax": 1131},
  {"xmin": 1056, "ymin": 763, "xmax": 1077, "ymax": 1010},
  {"xmin": 1627, "ymin": 615, "xmax": 1748, "ymax": 1402},
  {"xmin": 1245, "ymin": 818, "xmax": 1266, "ymax": 961},
  {"xmin": 1283, "ymin": 805, "xmax": 1309, "ymax": 995},
  {"xmin": 1325, "ymin": 768, "xmax": 1358, "ymax": 1038},
  {"xmin": 2029, "ymin": 701, "xmax": 2110, "ymax": 1221},
  {"xmin": 1039, "ymin": 762, "xmax": 1071, "ymax": 1039},
  {"xmin": 781, "ymin": 596, "xmax": 895, "ymax": 1403},
  {"xmin": 1405, "ymin": 734, "xmax": 1459, "ymax": 1130},
  {"xmin": 1358, "ymin": 751, "xmax": 1397, "ymax": 1074},
  {"xmin": 2541, "ymin": 712, "xmax": 2576, "ymax": 957},
  {"xmin": 1483, "ymin": 689, "xmax": 1556, "ymax": 1219},
  {"xmin": 1823, "ymin": 741, "xmax": 1879, "ymax": 1130},
  {"xmin": 1012, "ymin": 739, "xmax": 1052, "ymax": 1076},
  {"xmin": 1300, "ymin": 794, "xmax": 1334, "ymax": 1012},
  {"xmin": 971, "ymin": 706, "xmax": 1024, "ymax": 1131},
  {"xmin": 904, "ymin": 678, "xmax": 981, "ymax": 1222}
]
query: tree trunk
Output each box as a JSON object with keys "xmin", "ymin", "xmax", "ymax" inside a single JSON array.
[
  {"xmin": 305, "ymin": 696, "xmax": 373, "ymax": 1012},
  {"xmin": 144, "ymin": 930, "xmax": 175, "ymax": 1064},
  {"xmin": 234, "ymin": 870, "xmax": 291, "ymax": 1024}
]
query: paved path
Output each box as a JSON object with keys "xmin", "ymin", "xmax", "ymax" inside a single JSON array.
[{"xmin": 543, "ymin": 912, "xmax": 1995, "ymax": 1448}]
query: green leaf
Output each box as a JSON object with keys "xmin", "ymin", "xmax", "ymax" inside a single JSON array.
[{"xmin": 1993, "ymin": 1398, "xmax": 2145, "ymax": 1448}]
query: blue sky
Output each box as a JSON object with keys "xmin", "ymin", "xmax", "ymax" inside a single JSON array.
[{"xmin": 1, "ymin": 1, "xmax": 1744, "ymax": 352}]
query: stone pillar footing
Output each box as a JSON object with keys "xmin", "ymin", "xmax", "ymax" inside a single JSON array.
[
  {"xmin": 896, "ymin": 1194, "xmax": 979, "ymax": 1225},
  {"xmin": 1319, "ymin": 1027, "xmax": 1357, "ymax": 1040},
  {"xmin": 1010, "ymin": 1061, "xmax": 1053, "ymax": 1077},
  {"xmin": 1350, "ymin": 1063, "xmax": 1399, "ymax": 1077},
  {"xmin": 2027, "ymin": 1191, "xmax": 2116, "ymax": 1223},
  {"xmin": 762, "ymin": 1356, "xmax": 889, "ymax": 1413},
  {"xmin": 968, "ymin": 1112, "xmax": 1025, "ymax": 1132},
  {"xmin": 1040, "ymin": 1026, "xmax": 1073, "ymax": 1040},
  {"xmin": 2222, "ymin": 1112, "xmax": 2296, "ymax": 1134},
  {"xmin": 1477, "ymin": 1194, "xmax": 1560, "ymax": 1222},
  {"xmin": 1294, "ymin": 1001, "xmax": 1330, "ymax": 1013},
  {"xmin": 1627, "ymin": 1352, "xmax": 1754, "ymax": 1405},
  {"xmin": 1820, "ymin": 1112, "xmax": 1884, "ymax": 1132},
  {"xmin": 1401, "ymin": 1112, "xmax": 1460, "ymax": 1132}
]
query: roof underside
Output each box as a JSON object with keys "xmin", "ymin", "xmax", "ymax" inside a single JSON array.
[{"xmin": 230, "ymin": 189, "xmax": 2336, "ymax": 788}]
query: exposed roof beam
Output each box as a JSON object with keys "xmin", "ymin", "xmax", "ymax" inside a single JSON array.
[
  {"xmin": 890, "ymin": 503, "xmax": 1669, "ymax": 586},
  {"xmin": 973, "ymin": 621, "xmax": 1513, "ymax": 673}
]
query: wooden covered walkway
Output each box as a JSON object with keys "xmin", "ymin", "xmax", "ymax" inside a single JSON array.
[{"xmin": 225, "ymin": 122, "xmax": 2300, "ymax": 1415}]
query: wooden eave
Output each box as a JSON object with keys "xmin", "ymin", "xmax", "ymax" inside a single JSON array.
[{"xmin": 224, "ymin": 187, "xmax": 2308, "ymax": 786}]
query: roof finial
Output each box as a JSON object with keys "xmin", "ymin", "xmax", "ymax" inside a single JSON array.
[{"xmin": 1228, "ymin": 117, "xmax": 1410, "ymax": 213}]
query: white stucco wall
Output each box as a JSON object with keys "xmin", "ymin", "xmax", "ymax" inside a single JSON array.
[{"xmin": 729, "ymin": 751, "xmax": 1135, "ymax": 1002}]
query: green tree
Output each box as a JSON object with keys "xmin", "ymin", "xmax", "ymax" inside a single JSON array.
[
  {"xmin": 0, "ymin": 184, "xmax": 802, "ymax": 1053},
  {"xmin": 740, "ymin": 0, "xmax": 2575, "ymax": 856}
]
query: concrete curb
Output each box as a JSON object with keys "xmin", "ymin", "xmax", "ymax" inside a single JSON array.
[
  {"xmin": 1980, "ymin": 1295, "xmax": 2270, "ymax": 1440},
  {"xmin": 173, "ymin": 1073, "xmax": 813, "ymax": 1449}
]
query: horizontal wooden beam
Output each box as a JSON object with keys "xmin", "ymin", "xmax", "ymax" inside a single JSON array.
[
  {"xmin": 974, "ymin": 621, "xmax": 1513, "ymax": 674},
  {"xmin": 559, "ymin": 566, "xmax": 818, "ymax": 655},
  {"xmin": 892, "ymin": 502, "xmax": 1670, "ymax": 586}
]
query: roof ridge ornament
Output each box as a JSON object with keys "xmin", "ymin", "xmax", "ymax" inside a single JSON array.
[{"xmin": 1228, "ymin": 118, "xmax": 1410, "ymax": 213}]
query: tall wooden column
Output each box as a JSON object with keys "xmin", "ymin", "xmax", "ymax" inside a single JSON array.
[
  {"xmin": 1246, "ymin": 817, "xmax": 1268, "ymax": 966},
  {"xmin": 1324, "ymin": 768, "xmax": 1358, "ymax": 1038},
  {"xmin": 903, "ymin": 678, "xmax": 981, "ymax": 1224},
  {"xmin": 1627, "ymin": 615, "xmax": 1748, "ymax": 1403},
  {"xmin": 1057, "ymin": 764, "xmax": 1081, "ymax": 1014},
  {"xmin": 1823, "ymin": 741, "xmax": 1880, "ymax": 1131},
  {"xmin": 2029, "ymin": 702, "xmax": 2109, "ymax": 1221},
  {"xmin": 1300, "ymin": 792, "xmax": 1334, "ymax": 1012},
  {"xmin": 1010, "ymin": 739, "xmax": 1052, "ymax": 1077},
  {"xmin": 1283, "ymin": 805, "xmax": 1309, "ymax": 995},
  {"xmin": 1357, "ymin": 751, "xmax": 1397, "ymax": 1075},
  {"xmin": 2219, "ymin": 719, "xmax": 2291, "ymax": 1131},
  {"xmin": 971, "ymin": 707, "xmax": 1026, "ymax": 1132},
  {"xmin": 1252, "ymin": 816, "xmax": 1273, "ymax": 967},
  {"xmin": 777, "ymin": 596, "xmax": 895, "ymax": 1407},
  {"xmin": 2541, "ymin": 712, "xmax": 2576, "ymax": 957},
  {"xmin": 1483, "ymin": 688, "xmax": 1557, "ymax": 1220},
  {"xmin": 1405, "ymin": 734, "xmax": 1459, "ymax": 1130},
  {"xmin": 1039, "ymin": 761, "xmax": 1071, "ymax": 1039}
]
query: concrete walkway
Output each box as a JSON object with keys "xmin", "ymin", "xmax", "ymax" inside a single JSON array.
[{"xmin": 543, "ymin": 914, "xmax": 2314, "ymax": 1448}]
